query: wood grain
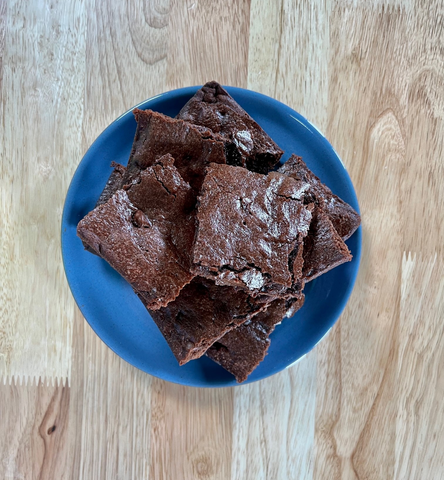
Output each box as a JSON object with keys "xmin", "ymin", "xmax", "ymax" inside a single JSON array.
[
  {"xmin": 248, "ymin": 0, "xmax": 330, "ymax": 130},
  {"xmin": 82, "ymin": 0, "xmax": 170, "ymax": 147},
  {"xmin": 149, "ymin": 382, "xmax": 233, "ymax": 480},
  {"xmin": 166, "ymin": 0, "xmax": 251, "ymax": 89},
  {"xmin": 0, "ymin": 0, "xmax": 85, "ymax": 382},
  {"xmin": 401, "ymin": 0, "xmax": 444, "ymax": 256},
  {"xmin": 68, "ymin": 315, "xmax": 153, "ymax": 479},
  {"xmin": 1, "ymin": 0, "xmax": 444, "ymax": 478},
  {"xmin": 395, "ymin": 253, "xmax": 444, "ymax": 479},
  {"xmin": 232, "ymin": 354, "xmax": 317, "ymax": 480},
  {"xmin": 316, "ymin": 6, "xmax": 406, "ymax": 478},
  {"xmin": 0, "ymin": 378, "xmax": 71, "ymax": 479},
  {"xmin": 0, "ymin": 0, "xmax": 6, "ymax": 96}
]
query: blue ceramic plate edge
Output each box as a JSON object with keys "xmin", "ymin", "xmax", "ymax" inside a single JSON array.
[{"xmin": 61, "ymin": 85, "xmax": 362, "ymax": 388}]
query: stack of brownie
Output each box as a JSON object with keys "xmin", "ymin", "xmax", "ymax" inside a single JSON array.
[{"xmin": 77, "ymin": 81, "xmax": 360, "ymax": 383}]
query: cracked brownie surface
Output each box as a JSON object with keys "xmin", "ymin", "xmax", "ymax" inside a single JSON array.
[
  {"xmin": 278, "ymin": 154, "xmax": 361, "ymax": 240},
  {"xmin": 302, "ymin": 208, "xmax": 352, "ymax": 282},
  {"xmin": 192, "ymin": 164, "xmax": 312, "ymax": 296},
  {"xmin": 77, "ymin": 155, "xmax": 195, "ymax": 309},
  {"xmin": 96, "ymin": 162, "xmax": 127, "ymax": 207},
  {"xmin": 206, "ymin": 293, "xmax": 305, "ymax": 382},
  {"xmin": 123, "ymin": 109, "xmax": 227, "ymax": 192},
  {"xmin": 145, "ymin": 277, "xmax": 268, "ymax": 365},
  {"xmin": 177, "ymin": 81, "xmax": 284, "ymax": 173},
  {"xmin": 82, "ymin": 162, "xmax": 128, "ymax": 254}
]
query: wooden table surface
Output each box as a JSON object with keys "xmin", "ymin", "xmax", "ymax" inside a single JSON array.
[{"xmin": 1, "ymin": 0, "xmax": 443, "ymax": 478}]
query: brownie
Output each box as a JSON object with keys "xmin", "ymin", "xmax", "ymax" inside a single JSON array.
[
  {"xmin": 123, "ymin": 108, "xmax": 227, "ymax": 192},
  {"xmin": 177, "ymin": 81, "xmax": 283, "ymax": 173},
  {"xmin": 81, "ymin": 162, "xmax": 128, "ymax": 254},
  {"xmin": 206, "ymin": 294, "xmax": 305, "ymax": 383},
  {"xmin": 96, "ymin": 162, "xmax": 126, "ymax": 207},
  {"xmin": 77, "ymin": 155, "xmax": 195, "ymax": 309},
  {"xmin": 144, "ymin": 277, "xmax": 268, "ymax": 365},
  {"xmin": 278, "ymin": 155, "xmax": 361, "ymax": 240},
  {"xmin": 302, "ymin": 208, "xmax": 352, "ymax": 282},
  {"xmin": 192, "ymin": 164, "xmax": 312, "ymax": 296}
]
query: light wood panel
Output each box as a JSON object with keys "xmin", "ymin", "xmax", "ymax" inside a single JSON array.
[
  {"xmin": 69, "ymin": 1, "xmax": 167, "ymax": 477},
  {"xmin": 166, "ymin": 0, "xmax": 251, "ymax": 89},
  {"xmin": 149, "ymin": 3, "xmax": 252, "ymax": 479},
  {"xmin": 68, "ymin": 315, "xmax": 153, "ymax": 479},
  {"xmin": 248, "ymin": 0, "xmax": 330, "ymax": 130},
  {"xmin": 0, "ymin": 378, "xmax": 71, "ymax": 479},
  {"xmin": 0, "ymin": 0, "xmax": 85, "ymax": 382},
  {"xmin": 1, "ymin": 0, "xmax": 444, "ymax": 479},
  {"xmin": 317, "ymin": 6, "xmax": 406, "ymax": 478},
  {"xmin": 401, "ymin": 0, "xmax": 444, "ymax": 256},
  {"xmin": 395, "ymin": 253, "xmax": 444, "ymax": 479},
  {"xmin": 149, "ymin": 381, "xmax": 233, "ymax": 480},
  {"xmin": 232, "ymin": 354, "xmax": 317, "ymax": 480},
  {"xmin": 243, "ymin": 3, "xmax": 329, "ymax": 478},
  {"xmin": 82, "ymin": 0, "xmax": 170, "ymax": 145},
  {"xmin": 0, "ymin": 0, "xmax": 6, "ymax": 94}
]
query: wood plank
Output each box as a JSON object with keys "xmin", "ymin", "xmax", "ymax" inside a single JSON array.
[
  {"xmin": 314, "ymin": 5, "xmax": 408, "ymax": 478},
  {"xmin": 394, "ymin": 253, "xmax": 444, "ymax": 479},
  {"xmin": 62, "ymin": 1, "xmax": 172, "ymax": 476},
  {"xmin": 0, "ymin": 0, "xmax": 86, "ymax": 382},
  {"xmin": 149, "ymin": 381, "xmax": 233, "ymax": 480},
  {"xmin": 238, "ymin": 3, "xmax": 329, "ymax": 479},
  {"xmin": 231, "ymin": 355, "xmax": 317, "ymax": 480},
  {"xmin": 82, "ymin": 0, "xmax": 170, "ymax": 146},
  {"xmin": 330, "ymin": 254, "xmax": 444, "ymax": 480},
  {"xmin": 400, "ymin": 1, "xmax": 444, "ymax": 256},
  {"xmin": 147, "ymin": 3, "xmax": 253, "ymax": 479},
  {"xmin": 0, "ymin": 378, "xmax": 71, "ymax": 480},
  {"xmin": 68, "ymin": 313, "xmax": 153, "ymax": 480},
  {"xmin": 312, "ymin": 325, "xmax": 342, "ymax": 479},
  {"xmin": 335, "ymin": 0, "xmax": 413, "ymax": 8},
  {"xmin": 0, "ymin": 0, "xmax": 6, "ymax": 95},
  {"xmin": 166, "ymin": 0, "xmax": 251, "ymax": 89},
  {"xmin": 248, "ymin": 0, "xmax": 330, "ymax": 130}
]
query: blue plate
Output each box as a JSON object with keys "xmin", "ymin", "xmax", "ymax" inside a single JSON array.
[{"xmin": 62, "ymin": 86, "xmax": 361, "ymax": 387}]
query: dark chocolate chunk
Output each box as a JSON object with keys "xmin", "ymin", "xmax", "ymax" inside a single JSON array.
[
  {"xmin": 123, "ymin": 109, "xmax": 227, "ymax": 192},
  {"xmin": 302, "ymin": 208, "xmax": 352, "ymax": 282},
  {"xmin": 132, "ymin": 209, "xmax": 151, "ymax": 228},
  {"xmin": 206, "ymin": 294, "xmax": 305, "ymax": 383},
  {"xmin": 77, "ymin": 155, "xmax": 195, "ymax": 309},
  {"xmin": 192, "ymin": 164, "xmax": 312, "ymax": 296},
  {"xmin": 177, "ymin": 81, "xmax": 283, "ymax": 173},
  {"xmin": 278, "ymin": 154, "xmax": 361, "ymax": 240},
  {"xmin": 144, "ymin": 277, "xmax": 268, "ymax": 365}
]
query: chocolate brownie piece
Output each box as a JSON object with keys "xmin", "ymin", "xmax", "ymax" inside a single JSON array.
[
  {"xmin": 144, "ymin": 277, "xmax": 268, "ymax": 365},
  {"xmin": 82, "ymin": 162, "xmax": 128, "ymax": 254},
  {"xmin": 207, "ymin": 294, "xmax": 305, "ymax": 383},
  {"xmin": 192, "ymin": 164, "xmax": 312, "ymax": 296},
  {"xmin": 96, "ymin": 162, "xmax": 126, "ymax": 207},
  {"xmin": 123, "ymin": 109, "xmax": 227, "ymax": 192},
  {"xmin": 77, "ymin": 155, "xmax": 195, "ymax": 309},
  {"xmin": 302, "ymin": 208, "xmax": 352, "ymax": 282},
  {"xmin": 278, "ymin": 155, "xmax": 361, "ymax": 240},
  {"xmin": 177, "ymin": 81, "xmax": 284, "ymax": 173}
]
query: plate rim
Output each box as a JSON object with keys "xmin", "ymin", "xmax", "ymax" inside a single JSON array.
[{"xmin": 61, "ymin": 85, "xmax": 362, "ymax": 388}]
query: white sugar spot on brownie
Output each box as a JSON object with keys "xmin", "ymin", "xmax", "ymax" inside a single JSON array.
[{"xmin": 239, "ymin": 269, "xmax": 265, "ymax": 289}]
